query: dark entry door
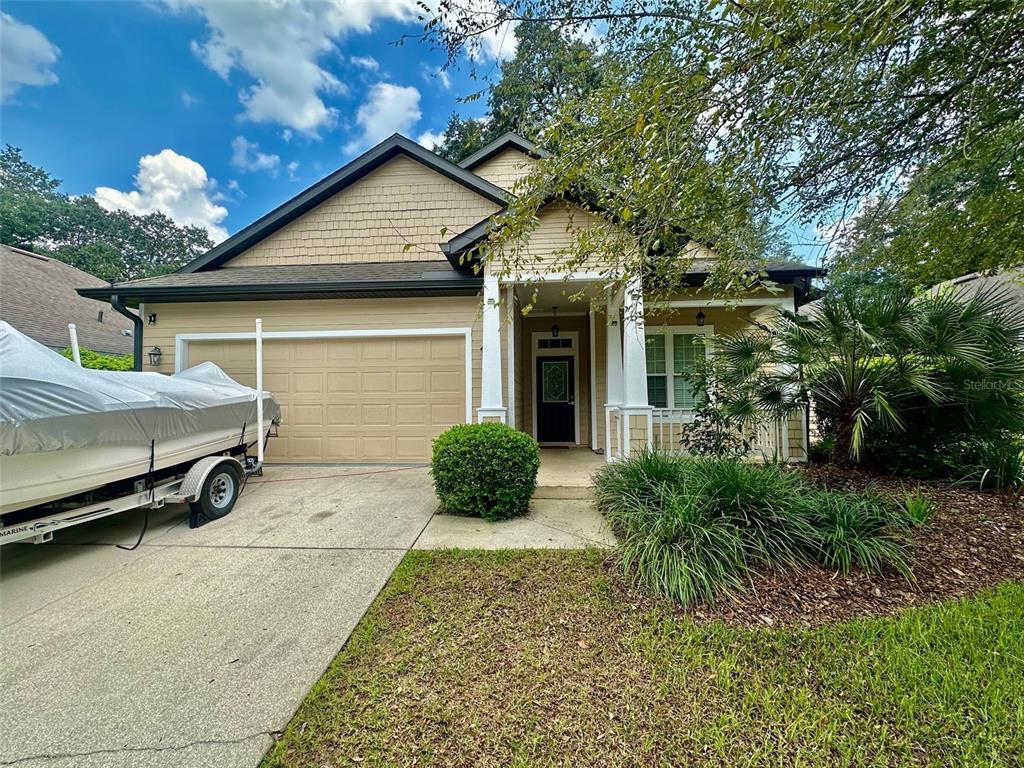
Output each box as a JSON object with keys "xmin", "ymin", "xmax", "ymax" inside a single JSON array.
[{"xmin": 536, "ymin": 355, "xmax": 575, "ymax": 442}]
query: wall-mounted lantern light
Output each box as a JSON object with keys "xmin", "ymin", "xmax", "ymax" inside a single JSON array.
[
  {"xmin": 695, "ymin": 310, "xmax": 706, "ymax": 327},
  {"xmin": 147, "ymin": 313, "xmax": 157, "ymax": 325},
  {"xmin": 148, "ymin": 346, "xmax": 163, "ymax": 366},
  {"xmin": 550, "ymin": 306, "xmax": 560, "ymax": 338}
]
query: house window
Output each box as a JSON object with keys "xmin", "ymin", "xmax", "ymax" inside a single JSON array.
[{"xmin": 646, "ymin": 331, "xmax": 707, "ymax": 409}]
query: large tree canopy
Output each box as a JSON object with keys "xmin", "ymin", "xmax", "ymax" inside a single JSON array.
[
  {"xmin": 433, "ymin": 21, "xmax": 604, "ymax": 162},
  {"xmin": 425, "ymin": 0, "xmax": 1024, "ymax": 289},
  {"xmin": 0, "ymin": 145, "xmax": 214, "ymax": 282}
]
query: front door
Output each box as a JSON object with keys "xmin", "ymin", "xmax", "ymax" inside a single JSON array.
[{"xmin": 536, "ymin": 355, "xmax": 575, "ymax": 443}]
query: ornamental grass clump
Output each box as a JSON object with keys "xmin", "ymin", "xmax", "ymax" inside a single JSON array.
[{"xmin": 594, "ymin": 452, "xmax": 914, "ymax": 607}]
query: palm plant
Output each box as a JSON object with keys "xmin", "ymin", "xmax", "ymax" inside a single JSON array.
[{"xmin": 711, "ymin": 282, "xmax": 1024, "ymax": 465}]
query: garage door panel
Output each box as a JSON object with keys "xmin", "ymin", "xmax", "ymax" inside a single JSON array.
[
  {"xmin": 326, "ymin": 404, "xmax": 357, "ymax": 426},
  {"xmin": 431, "ymin": 403, "xmax": 463, "ymax": 426},
  {"xmin": 326, "ymin": 371, "xmax": 357, "ymax": 393},
  {"xmin": 188, "ymin": 334, "xmax": 465, "ymax": 463},
  {"xmin": 430, "ymin": 370, "xmax": 462, "ymax": 393},
  {"xmin": 291, "ymin": 373, "xmax": 321, "ymax": 394},
  {"xmin": 360, "ymin": 371, "xmax": 392, "ymax": 391},
  {"xmin": 395, "ymin": 371, "xmax": 426, "ymax": 392},
  {"xmin": 359, "ymin": 435, "xmax": 393, "ymax": 460},
  {"xmin": 430, "ymin": 338, "xmax": 462, "ymax": 359},
  {"xmin": 292, "ymin": 404, "xmax": 324, "ymax": 426},
  {"xmin": 395, "ymin": 404, "xmax": 427, "ymax": 426},
  {"xmin": 358, "ymin": 340, "xmax": 393, "ymax": 361}
]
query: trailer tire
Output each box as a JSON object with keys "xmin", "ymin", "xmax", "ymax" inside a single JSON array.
[{"xmin": 190, "ymin": 460, "xmax": 241, "ymax": 520}]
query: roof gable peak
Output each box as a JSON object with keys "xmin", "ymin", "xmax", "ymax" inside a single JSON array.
[
  {"xmin": 179, "ymin": 133, "xmax": 509, "ymax": 274},
  {"xmin": 458, "ymin": 132, "xmax": 551, "ymax": 171}
]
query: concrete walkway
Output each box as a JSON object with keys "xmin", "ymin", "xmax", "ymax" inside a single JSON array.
[
  {"xmin": 0, "ymin": 465, "xmax": 436, "ymax": 768},
  {"xmin": 414, "ymin": 499, "xmax": 615, "ymax": 550}
]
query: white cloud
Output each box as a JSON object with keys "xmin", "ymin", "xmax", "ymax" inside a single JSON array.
[
  {"xmin": 1, "ymin": 13, "xmax": 60, "ymax": 102},
  {"xmin": 421, "ymin": 63, "xmax": 451, "ymax": 90},
  {"xmin": 350, "ymin": 55, "xmax": 380, "ymax": 71},
  {"xmin": 95, "ymin": 149, "xmax": 229, "ymax": 243},
  {"xmin": 181, "ymin": 90, "xmax": 198, "ymax": 108},
  {"xmin": 281, "ymin": 128, "xmax": 293, "ymax": 143},
  {"xmin": 416, "ymin": 130, "xmax": 445, "ymax": 151},
  {"xmin": 230, "ymin": 135, "xmax": 281, "ymax": 174},
  {"xmin": 167, "ymin": 0, "xmax": 420, "ymax": 135},
  {"xmin": 443, "ymin": 0, "xmax": 518, "ymax": 63},
  {"xmin": 287, "ymin": 160, "xmax": 300, "ymax": 180},
  {"xmin": 344, "ymin": 83, "xmax": 422, "ymax": 154}
]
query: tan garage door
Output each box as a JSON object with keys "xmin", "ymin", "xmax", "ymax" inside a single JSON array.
[{"xmin": 188, "ymin": 335, "xmax": 466, "ymax": 463}]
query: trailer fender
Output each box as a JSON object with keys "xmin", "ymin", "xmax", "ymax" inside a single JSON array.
[{"xmin": 180, "ymin": 455, "xmax": 244, "ymax": 503}]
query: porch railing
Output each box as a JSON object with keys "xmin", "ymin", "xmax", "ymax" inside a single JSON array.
[
  {"xmin": 605, "ymin": 405, "xmax": 796, "ymax": 462},
  {"xmin": 654, "ymin": 409, "xmax": 792, "ymax": 461}
]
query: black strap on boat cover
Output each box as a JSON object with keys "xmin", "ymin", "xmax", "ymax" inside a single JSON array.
[{"xmin": 117, "ymin": 439, "xmax": 154, "ymax": 551}]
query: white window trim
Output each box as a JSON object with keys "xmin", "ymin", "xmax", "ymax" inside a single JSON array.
[
  {"xmin": 175, "ymin": 327, "xmax": 475, "ymax": 424},
  {"xmin": 530, "ymin": 330, "xmax": 581, "ymax": 445},
  {"xmin": 644, "ymin": 324, "xmax": 714, "ymax": 411}
]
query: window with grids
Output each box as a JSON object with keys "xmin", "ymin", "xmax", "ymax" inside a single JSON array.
[{"xmin": 646, "ymin": 332, "xmax": 706, "ymax": 409}]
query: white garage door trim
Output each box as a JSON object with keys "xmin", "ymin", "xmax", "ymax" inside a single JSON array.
[{"xmin": 175, "ymin": 327, "xmax": 474, "ymax": 423}]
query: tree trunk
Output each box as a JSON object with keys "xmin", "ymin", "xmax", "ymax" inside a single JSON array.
[{"xmin": 831, "ymin": 411, "xmax": 856, "ymax": 468}]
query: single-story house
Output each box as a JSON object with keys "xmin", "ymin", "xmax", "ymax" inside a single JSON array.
[
  {"xmin": 2, "ymin": 244, "xmax": 133, "ymax": 356},
  {"xmin": 79, "ymin": 132, "xmax": 822, "ymax": 464}
]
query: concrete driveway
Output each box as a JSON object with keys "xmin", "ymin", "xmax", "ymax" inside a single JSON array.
[{"xmin": 0, "ymin": 465, "xmax": 435, "ymax": 768}]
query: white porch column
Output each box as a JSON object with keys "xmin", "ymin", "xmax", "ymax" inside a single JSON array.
[
  {"xmin": 621, "ymin": 273, "xmax": 652, "ymax": 453},
  {"xmin": 604, "ymin": 288, "xmax": 624, "ymax": 460},
  {"xmin": 505, "ymin": 284, "xmax": 516, "ymax": 428},
  {"xmin": 478, "ymin": 274, "xmax": 506, "ymax": 423}
]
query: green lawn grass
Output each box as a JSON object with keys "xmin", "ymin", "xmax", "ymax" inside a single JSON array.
[{"xmin": 263, "ymin": 550, "xmax": 1023, "ymax": 767}]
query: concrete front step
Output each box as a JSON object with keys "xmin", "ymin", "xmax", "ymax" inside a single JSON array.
[{"xmin": 534, "ymin": 483, "xmax": 593, "ymax": 501}]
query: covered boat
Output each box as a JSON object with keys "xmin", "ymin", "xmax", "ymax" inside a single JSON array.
[{"xmin": 0, "ymin": 321, "xmax": 280, "ymax": 515}]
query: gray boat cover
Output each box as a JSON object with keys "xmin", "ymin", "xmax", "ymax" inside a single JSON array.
[{"xmin": 0, "ymin": 321, "xmax": 281, "ymax": 456}]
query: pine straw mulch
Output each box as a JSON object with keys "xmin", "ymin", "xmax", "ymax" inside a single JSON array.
[{"xmin": 684, "ymin": 464, "xmax": 1024, "ymax": 628}]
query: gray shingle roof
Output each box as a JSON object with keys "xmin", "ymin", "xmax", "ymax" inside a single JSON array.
[
  {"xmin": 0, "ymin": 245, "xmax": 133, "ymax": 355},
  {"xmin": 77, "ymin": 260, "xmax": 482, "ymax": 303}
]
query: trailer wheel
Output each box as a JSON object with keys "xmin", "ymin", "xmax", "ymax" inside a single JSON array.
[{"xmin": 190, "ymin": 461, "xmax": 241, "ymax": 520}]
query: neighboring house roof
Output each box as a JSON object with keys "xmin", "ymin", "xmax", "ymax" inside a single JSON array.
[
  {"xmin": 78, "ymin": 261, "xmax": 482, "ymax": 303},
  {"xmin": 178, "ymin": 134, "xmax": 510, "ymax": 274},
  {"xmin": 1, "ymin": 245, "xmax": 133, "ymax": 355},
  {"xmin": 930, "ymin": 268, "xmax": 1024, "ymax": 307},
  {"xmin": 458, "ymin": 132, "xmax": 552, "ymax": 171}
]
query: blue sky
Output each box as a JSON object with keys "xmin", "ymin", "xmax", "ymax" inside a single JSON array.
[
  {"xmin": 1, "ymin": 1, "xmax": 825, "ymax": 264},
  {"xmin": 1, "ymin": 1, "xmax": 511, "ymax": 242}
]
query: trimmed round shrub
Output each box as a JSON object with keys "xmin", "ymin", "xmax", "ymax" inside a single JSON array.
[{"xmin": 431, "ymin": 423, "xmax": 540, "ymax": 521}]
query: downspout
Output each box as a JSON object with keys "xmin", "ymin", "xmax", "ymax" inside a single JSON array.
[{"xmin": 110, "ymin": 295, "xmax": 143, "ymax": 371}]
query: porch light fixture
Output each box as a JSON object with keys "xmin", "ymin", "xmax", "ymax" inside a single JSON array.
[
  {"xmin": 147, "ymin": 312, "xmax": 157, "ymax": 325},
  {"xmin": 550, "ymin": 306, "xmax": 560, "ymax": 338},
  {"xmin": 695, "ymin": 310, "xmax": 706, "ymax": 327},
  {"xmin": 148, "ymin": 346, "xmax": 163, "ymax": 366}
]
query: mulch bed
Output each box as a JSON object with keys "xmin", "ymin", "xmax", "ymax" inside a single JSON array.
[{"xmin": 671, "ymin": 464, "xmax": 1024, "ymax": 628}]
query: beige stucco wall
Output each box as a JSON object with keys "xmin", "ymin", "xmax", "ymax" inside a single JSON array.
[
  {"xmin": 225, "ymin": 155, "xmax": 501, "ymax": 267},
  {"xmin": 471, "ymin": 148, "xmax": 538, "ymax": 192},
  {"xmin": 142, "ymin": 296, "xmax": 484, "ymax": 411}
]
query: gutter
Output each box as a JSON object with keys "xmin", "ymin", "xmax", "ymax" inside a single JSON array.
[{"xmin": 110, "ymin": 295, "xmax": 143, "ymax": 372}]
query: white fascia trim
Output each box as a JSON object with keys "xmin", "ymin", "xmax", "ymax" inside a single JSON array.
[
  {"xmin": 510, "ymin": 271, "xmax": 609, "ymax": 284},
  {"xmin": 666, "ymin": 297, "xmax": 792, "ymax": 308},
  {"xmin": 175, "ymin": 326, "xmax": 475, "ymax": 423}
]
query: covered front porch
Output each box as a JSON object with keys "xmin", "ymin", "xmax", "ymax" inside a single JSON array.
[{"xmin": 475, "ymin": 272, "xmax": 808, "ymax": 463}]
